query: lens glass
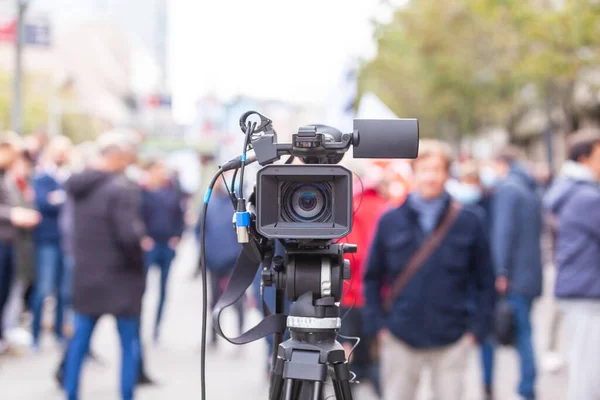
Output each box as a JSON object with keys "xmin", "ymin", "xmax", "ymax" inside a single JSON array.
[
  {"xmin": 282, "ymin": 183, "xmax": 331, "ymax": 223},
  {"xmin": 298, "ymin": 191, "xmax": 318, "ymax": 211}
]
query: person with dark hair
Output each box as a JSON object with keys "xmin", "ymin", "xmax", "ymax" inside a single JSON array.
[
  {"xmin": 0, "ymin": 140, "xmax": 40, "ymax": 354},
  {"xmin": 543, "ymin": 129, "xmax": 600, "ymax": 400},
  {"xmin": 3, "ymin": 150, "xmax": 39, "ymax": 345},
  {"xmin": 31, "ymin": 135, "xmax": 73, "ymax": 351},
  {"xmin": 489, "ymin": 146, "xmax": 543, "ymax": 400},
  {"xmin": 140, "ymin": 158, "xmax": 185, "ymax": 343}
]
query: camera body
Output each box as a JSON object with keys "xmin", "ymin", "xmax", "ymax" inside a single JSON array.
[
  {"xmin": 255, "ymin": 164, "xmax": 353, "ymax": 240},
  {"xmin": 246, "ymin": 117, "xmax": 419, "ymax": 242}
]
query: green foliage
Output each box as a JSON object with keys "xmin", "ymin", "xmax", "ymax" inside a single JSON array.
[
  {"xmin": 0, "ymin": 70, "xmax": 50, "ymax": 133},
  {"xmin": 360, "ymin": 0, "xmax": 600, "ymax": 140}
]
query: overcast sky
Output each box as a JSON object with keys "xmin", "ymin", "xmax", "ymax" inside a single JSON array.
[
  {"xmin": 168, "ymin": 0, "xmax": 407, "ymax": 123},
  {"xmin": 10, "ymin": 0, "xmax": 408, "ymax": 124}
]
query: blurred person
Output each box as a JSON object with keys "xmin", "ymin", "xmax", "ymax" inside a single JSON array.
[
  {"xmin": 3, "ymin": 149, "xmax": 39, "ymax": 347},
  {"xmin": 54, "ymin": 142, "xmax": 102, "ymax": 386},
  {"xmin": 0, "ymin": 139, "xmax": 40, "ymax": 353},
  {"xmin": 60, "ymin": 141, "xmax": 100, "ymax": 326},
  {"xmin": 195, "ymin": 174, "xmax": 244, "ymax": 349},
  {"xmin": 452, "ymin": 161, "xmax": 496, "ymax": 399},
  {"xmin": 140, "ymin": 158, "xmax": 185, "ymax": 343},
  {"xmin": 62, "ymin": 131, "xmax": 144, "ymax": 400},
  {"xmin": 542, "ymin": 130, "xmax": 600, "ymax": 400},
  {"xmin": 364, "ymin": 140, "xmax": 495, "ymax": 400},
  {"xmin": 31, "ymin": 135, "xmax": 73, "ymax": 351},
  {"xmin": 489, "ymin": 146, "xmax": 543, "ymax": 400},
  {"xmin": 339, "ymin": 159, "xmax": 389, "ymax": 396},
  {"xmin": 25, "ymin": 135, "xmax": 42, "ymax": 164}
]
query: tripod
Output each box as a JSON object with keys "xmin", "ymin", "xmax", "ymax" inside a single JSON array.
[{"xmin": 266, "ymin": 244, "xmax": 355, "ymax": 400}]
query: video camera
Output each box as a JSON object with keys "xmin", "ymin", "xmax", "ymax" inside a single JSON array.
[{"xmin": 201, "ymin": 111, "xmax": 419, "ymax": 400}]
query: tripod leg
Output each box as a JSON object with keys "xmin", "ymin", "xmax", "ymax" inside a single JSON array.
[
  {"xmin": 284, "ymin": 379, "xmax": 294, "ymax": 400},
  {"xmin": 332, "ymin": 379, "xmax": 343, "ymax": 400},
  {"xmin": 312, "ymin": 381, "xmax": 323, "ymax": 400},
  {"xmin": 332, "ymin": 363, "xmax": 354, "ymax": 400},
  {"xmin": 269, "ymin": 357, "xmax": 285, "ymax": 400}
]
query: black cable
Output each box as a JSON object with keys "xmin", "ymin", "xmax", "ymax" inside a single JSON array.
[
  {"xmin": 238, "ymin": 121, "xmax": 256, "ymax": 200},
  {"xmin": 353, "ymin": 173, "xmax": 365, "ymax": 218},
  {"xmin": 224, "ymin": 168, "xmax": 238, "ymax": 207},
  {"xmin": 200, "ymin": 167, "xmax": 225, "ymax": 400},
  {"xmin": 231, "ymin": 168, "xmax": 239, "ymax": 194}
]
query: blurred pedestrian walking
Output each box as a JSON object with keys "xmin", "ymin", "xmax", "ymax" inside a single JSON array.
[
  {"xmin": 364, "ymin": 140, "xmax": 495, "ymax": 400},
  {"xmin": 451, "ymin": 160, "xmax": 496, "ymax": 399},
  {"xmin": 63, "ymin": 131, "xmax": 144, "ymax": 400},
  {"xmin": 196, "ymin": 174, "xmax": 244, "ymax": 349},
  {"xmin": 339, "ymin": 160, "xmax": 389, "ymax": 396},
  {"xmin": 489, "ymin": 147, "xmax": 543, "ymax": 400},
  {"xmin": 31, "ymin": 136, "xmax": 73, "ymax": 351},
  {"xmin": 0, "ymin": 139, "xmax": 40, "ymax": 354},
  {"xmin": 543, "ymin": 130, "xmax": 600, "ymax": 400},
  {"xmin": 140, "ymin": 158, "xmax": 185, "ymax": 343},
  {"xmin": 3, "ymin": 146, "xmax": 39, "ymax": 347}
]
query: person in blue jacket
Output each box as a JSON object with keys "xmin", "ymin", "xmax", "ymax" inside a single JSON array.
[
  {"xmin": 364, "ymin": 140, "xmax": 495, "ymax": 400},
  {"xmin": 195, "ymin": 175, "xmax": 244, "ymax": 348},
  {"xmin": 543, "ymin": 131, "xmax": 600, "ymax": 400},
  {"xmin": 31, "ymin": 135, "xmax": 72, "ymax": 351},
  {"xmin": 140, "ymin": 159, "xmax": 185, "ymax": 343}
]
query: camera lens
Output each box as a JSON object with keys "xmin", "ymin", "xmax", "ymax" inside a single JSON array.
[
  {"xmin": 282, "ymin": 183, "xmax": 332, "ymax": 223},
  {"xmin": 298, "ymin": 191, "xmax": 318, "ymax": 212}
]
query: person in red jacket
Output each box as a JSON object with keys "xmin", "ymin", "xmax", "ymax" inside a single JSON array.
[{"xmin": 339, "ymin": 161, "xmax": 390, "ymax": 395}]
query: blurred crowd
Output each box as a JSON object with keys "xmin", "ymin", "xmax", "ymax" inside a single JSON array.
[
  {"xmin": 0, "ymin": 130, "xmax": 187, "ymax": 400},
  {"xmin": 1, "ymin": 127, "xmax": 599, "ymax": 400},
  {"xmin": 341, "ymin": 130, "xmax": 600, "ymax": 400}
]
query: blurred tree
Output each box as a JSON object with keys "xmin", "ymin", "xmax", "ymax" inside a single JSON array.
[
  {"xmin": 0, "ymin": 71, "xmax": 49, "ymax": 133},
  {"xmin": 360, "ymin": 0, "xmax": 600, "ymax": 143}
]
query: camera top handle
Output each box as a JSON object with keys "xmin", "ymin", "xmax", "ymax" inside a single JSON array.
[{"xmin": 239, "ymin": 111, "xmax": 358, "ymax": 167}]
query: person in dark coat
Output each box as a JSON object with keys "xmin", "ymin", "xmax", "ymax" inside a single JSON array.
[
  {"xmin": 490, "ymin": 147, "xmax": 543, "ymax": 400},
  {"xmin": 62, "ymin": 132, "xmax": 144, "ymax": 400},
  {"xmin": 364, "ymin": 140, "xmax": 495, "ymax": 400},
  {"xmin": 3, "ymin": 150, "xmax": 39, "ymax": 342},
  {"xmin": 0, "ymin": 140, "xmax": 40, "ymax": 353},
  {"xmin": 31, "ymin": 135, "xmax": 72, "ymax": 350},
  {"xmin": 140, "ymin": 158, "xmax": 185, "ymax": 343}
]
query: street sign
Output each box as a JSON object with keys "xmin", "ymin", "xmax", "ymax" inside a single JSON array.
[
  {"xmin": 24, "ymin": 20, "xmax": 50, "ymax": 46},
  {"xmin": 0, "ymin": 18, "xmax": 51, "ymax": 46}
]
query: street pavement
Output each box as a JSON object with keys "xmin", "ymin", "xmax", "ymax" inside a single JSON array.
[{"xmin": 0, "ymin": 236, "xmax": 568, "ymax": 399}]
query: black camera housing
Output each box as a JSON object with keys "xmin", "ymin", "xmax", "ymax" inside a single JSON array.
[{"xmin": 256, "ymin": 164, "xmax": 352, "ymax": 240}]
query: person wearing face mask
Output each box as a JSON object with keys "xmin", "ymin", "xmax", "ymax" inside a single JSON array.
[{"xmin": 452, "ymin": 161, "xmax": 496, "ymax": 400}]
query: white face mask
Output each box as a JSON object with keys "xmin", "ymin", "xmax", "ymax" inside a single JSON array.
[
  {"xmin": 452, "ymin": 183, "xmax": 483, "ymax": 205},
  {"xmin": 480, "ymin": 166, "xmax": 498, "ymax": 188}
]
